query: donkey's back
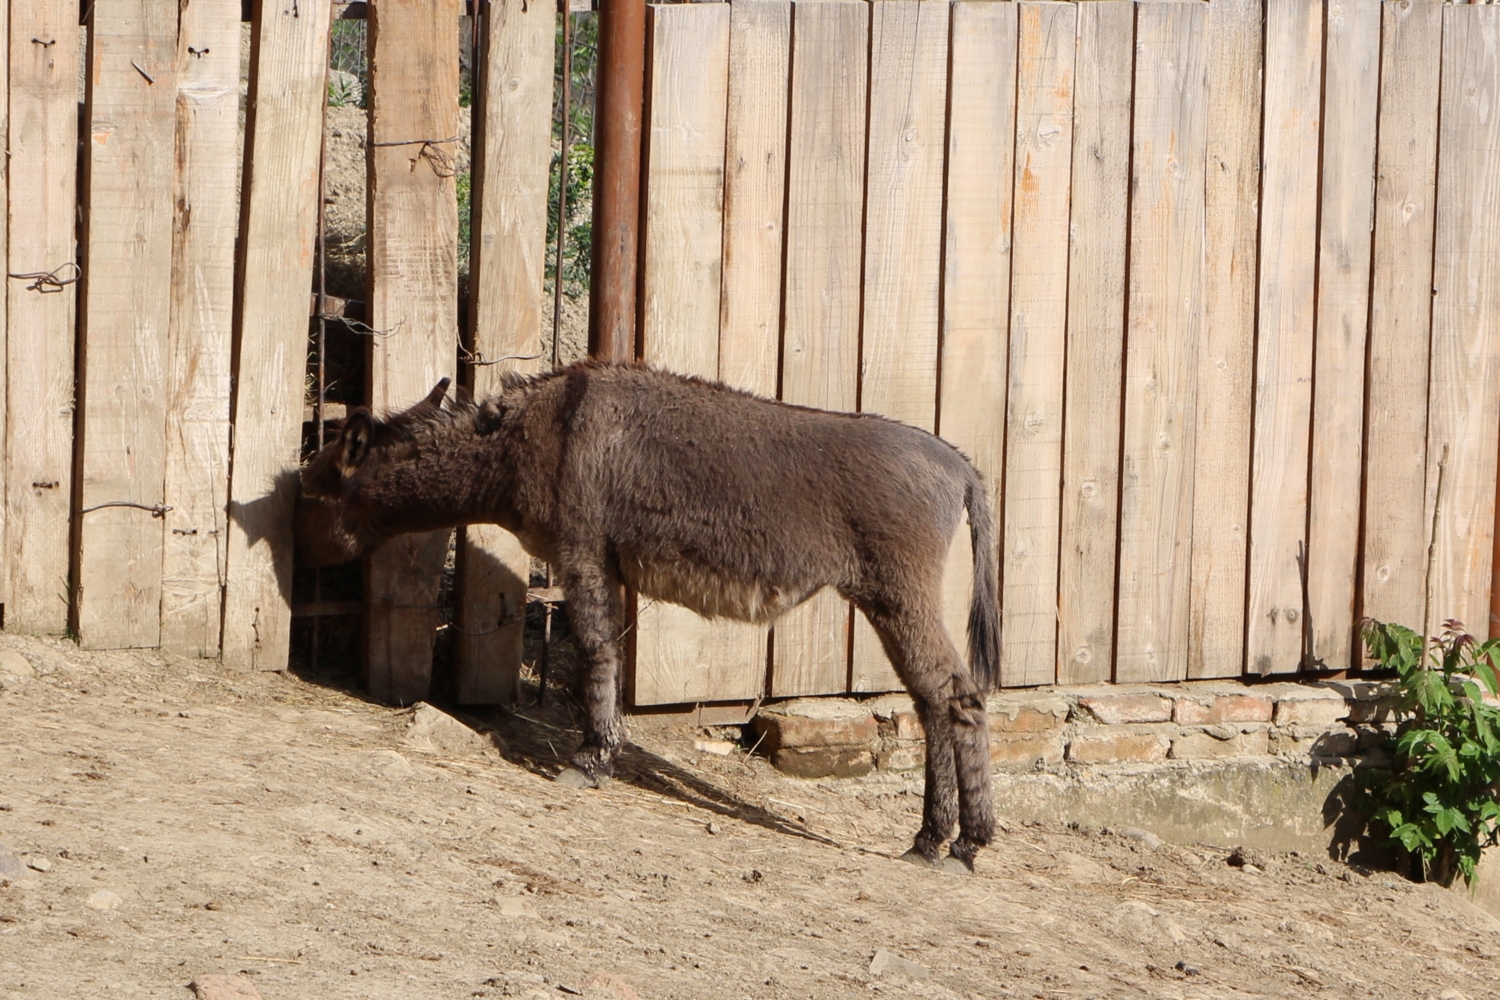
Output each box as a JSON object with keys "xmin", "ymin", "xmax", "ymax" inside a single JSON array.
[{"xmin": 514, "ymin": 365, "xmax": 978, "ymax": 628}]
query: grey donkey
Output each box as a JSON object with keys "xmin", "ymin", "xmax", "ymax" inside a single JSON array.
[{"xmin": 296, "ymin": 361, "xmax": 1000, "ymax": 872}]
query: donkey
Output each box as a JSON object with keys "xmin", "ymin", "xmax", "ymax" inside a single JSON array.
[{"xmin": 296, "ymin": 361, "xmax": 1000, "ymax": 872}]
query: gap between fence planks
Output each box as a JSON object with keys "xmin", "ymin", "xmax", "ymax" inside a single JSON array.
[
  {"xmin": 1361, "ymin": 0, "xmax": 1442, "ymax": 640},
  {"xmin": 161, "ymin": 0, "xmax": 240, "ymax": 659},
  {"xmin": 1056, "ymin": 0, "xmax": 1131, "ymax": 686},
  {"xmin": 74, "ymin": 0, "xmax": 178, "ymax": 650},
  {"xmin": 1306, "ymin": 0, "xmax": 1380, "ymax": 671},
  {"xmin": 938, "ymin": 0, "xmax": 1016, "ymax": 679},
  {"xmin": 364, "ymin": 0, "xmax": 462, "ymax": 705},
  {"xmin": 1115, "ymin": 1, "xmax": 1208, "ymax": 684},
  {"xmin": 1247, "ymin": 0, "xmax": 1322, "ymax": 676},
  {"xmin": 849, "ymin": 0, "xmax": 948, "ymax": 695},
  {"xmin": 634, "ymin": 2, "xmax": 765, "ymax": 707},
  {"xmin": 7, "ymin": 0, "xmax": 79, "ymax": 635},
  {"xmin": 222, "ymin": 0, "xmax": 331, "ymax": 671},
  {"xmin": 770, "ymin": 0, "xmax": 867, "ymax": 698},
  {"xmin": 1189, "ymin": 0, "xmax": 1262, "ymax": 680},
  {"xmin": 1002, "ymin": 2, "xmax": 1076, "ymax": 688},
  {"xmin": 456, "ymin": 0, "xmax": 554, "ymax": 705},
  {"xmin": 1426, "ymin": 6, "xmax": 1500, "ymax": 640}
]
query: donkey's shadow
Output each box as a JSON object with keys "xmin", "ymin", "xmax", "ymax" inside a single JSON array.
[{"xmin": 476, "ymin": 697, "xmax": 841, "ymax": 849}]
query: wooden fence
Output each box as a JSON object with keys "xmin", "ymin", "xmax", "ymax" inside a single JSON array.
[{"xmin": 2, "ymin": 0, "xmax": 1497, "ymax": 711}]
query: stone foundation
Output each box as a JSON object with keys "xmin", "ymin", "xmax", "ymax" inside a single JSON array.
[{"xmin": 750, "ymin": 679, "xmax": 1395, "ymax": 780}]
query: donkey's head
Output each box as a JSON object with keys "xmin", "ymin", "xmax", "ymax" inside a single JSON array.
[{"xmin": 295, "ymin": 378, "xmax": 465, "ymax": 567}]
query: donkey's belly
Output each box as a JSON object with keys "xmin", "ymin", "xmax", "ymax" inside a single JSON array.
[{"xmin": 625, "ymin": 558, "xmax": 817, "ymax": 624}]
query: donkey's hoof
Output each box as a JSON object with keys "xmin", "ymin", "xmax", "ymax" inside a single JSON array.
[
  {"xmin": 936, "ymin": 854, "xmax": 975, "ymax": 875},
  {"xmin": 899, "ymin": 847, "xmax": 940, "ymax": 868},
  {"xmin": 554, "ymin": 765, "xmax": 607, "ymax": 789}
]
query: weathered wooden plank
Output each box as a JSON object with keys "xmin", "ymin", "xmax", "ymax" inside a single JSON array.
[
  {"xmin": 634, "ymin": 2, "xmax": 762, "ymax": 706},
  {"xmin": 1428, "ymin": 6, "xmax": 1500, "ymax": 638},
  {"xmin": 937, "ymin": 1, "xmax": 1016, "ymax": 685},
  {"xmin": 1115, "ymin": 2, "xmax": 1208, "ymax": 683},
  {"xmin": 717, "ymin": 0, "xmax": 789, "ymax": 397},
  {"xmin": 221, "ymin": 0, "xmax": 331, "ymax": 670},
  {"xmin": 161, "ymin": 0, "xmax": 241, "ymax": 658},
  {"xmin": 1362, "ymin": 0, "xmax": 1442, "ymax": 636},
  {"xmin": 1002, "ymin": 2, "xmax": 1075, "ymax": 687},
  {"xmin": 1246, "ymin": 0, "xmax": 1321, "ymax": 675},
  {"xmin": 6, "ymin": 0, "xmax": 80, "ymax": 634},
  {"xmin": 455, "ymin": 0, "xmax": 553, "ymax": 704},
  {"xmin": 364, "ymin": 0, "xmax": 462, "ymax": 704},
  {"xmin": 1056, "ymin": 0, "xmax": 1131, "ymax": 685},
  {"xmin": 1190, "ymin": 0, "xmax": 1262, "ymax": 679},
  {"xmin": 1306, "ymin": 0, "xmax": 1380, "ymax": 669},
  {"xmin": 75, "ymin": 0, "xmax": 179, "ymax": 649},
  {"xmin": 770, "ymin": 0, "xmax": 866, "ymax": 697},
  {"xmin": 0, "ymin": 0, "xmax": 10, "ymax": 612},
  {"xmin": 849, "ymin": 0, "xmax": 948, "ymax": 695},
  {"xmin": 938, "ymin": 1, "xmax": 1016, "ymax": 679}
]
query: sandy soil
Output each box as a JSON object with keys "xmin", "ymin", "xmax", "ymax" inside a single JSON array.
[{"xmin": 2, "ymin": 633, "xmax": 1498, "ymax": 1000}]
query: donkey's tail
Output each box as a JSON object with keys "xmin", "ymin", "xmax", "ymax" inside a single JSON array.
[{"xmin": 964, "ymin": 471, "xmax": 1001, "ymax": 691}]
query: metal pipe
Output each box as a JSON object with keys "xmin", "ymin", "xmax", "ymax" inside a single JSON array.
[
  {"xmin": 553, "ymin": 0, "xmax": 572, "ymax": 367},
  {"xmin": 587, "ymin": 0, "xmax": 645, "ymax": 363}
]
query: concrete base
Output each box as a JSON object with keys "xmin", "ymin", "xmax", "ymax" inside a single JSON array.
[{"xmin": 990, "ymin": 758, "xmax": 1357, "ymax": 855}]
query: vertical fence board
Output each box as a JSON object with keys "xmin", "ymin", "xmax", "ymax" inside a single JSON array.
[
  {"xmin": 1190, "ymin": 0, "xmax": 1262, "ymax": 678},
  {"xmin": 456, "ymin": 0, "xmax": 554, "ymax": 705},
  {"xmin": 0, "ymin": 0, "xmax": 8, "ymax": 613},
  {"xmin": 1307, "ymin": 0, "xmax": 1379, "ymax": 669},
  {"xmin": 364, "ymin": 0, "xmax": 462, "ymax": 704},
  {"xmin": 1056, "ymin": 0, "xmax": 1131, "ymax": 686},
  {"xmin": 635, "ymin": 3, "xmax": 759, "ymax": 706},
  {"xmin": 221, "ymin": 0, "xmax": 331, "ymax": 671},
  {"xmin": 75, "ymin": 0, "xmax": 178, "ymax": 649},
  {"xmin": 1002, "ymin": 2, "xmax": 1075, "ymax": 687},
  {"xmin": 939, "ymin": 1, "xmax": 1017, "ymax": 670},
  {"xmin": 1363, "ymin": 1, "xmax": 1442, "ymax": 637},
  {"xmin": 6, "ymin": 0, "xmax": 79, "ymax": 634},
  {"xmin": 1116, "ymin": 2, "xmax": 1208, "ymax": 683},
  {"xmin": 1428, "ymin": 7, "xmax": 1500, "ymax": 638},
  {"xmin": 717, "ymin": 0, "xmax": 789, "ymax": 399},
  {"xmin": 850, "ymin": 0, "xmax": 948, "ymax": 694},
  {"xmin": 771, "ymin": 0, "xmax": 867, "ymax": 697},
  {"xmin": 161, "ymin": 0, "xmax": 240, "ymax": 658},
  {"xmin": 1246, "ymin": 0, "xmax": 1322, "ymax": 675}
]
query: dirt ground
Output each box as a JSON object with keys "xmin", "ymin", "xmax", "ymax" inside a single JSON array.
[{"xmin": 2, "ymin": 633, "xmax": 1498, "ymax": 1000}]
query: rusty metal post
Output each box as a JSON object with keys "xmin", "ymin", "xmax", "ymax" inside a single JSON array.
[{"xmin": 588, "ymin": 0, "xmax": 646, "ymax": 362}]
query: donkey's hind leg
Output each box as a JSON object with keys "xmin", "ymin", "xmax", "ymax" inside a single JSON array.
[
  {"xmin": 554, "ymin": 549, "xmax": 629, "ymax": 788},
  {"xmin": 862, "ymin": 603, "xmax": 994, "ymax": 872}
]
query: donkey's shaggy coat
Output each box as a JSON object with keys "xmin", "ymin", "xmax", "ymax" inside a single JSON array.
[{"xmin": 297, "ymin": 362, "xmax": 999, "ymax": 870}]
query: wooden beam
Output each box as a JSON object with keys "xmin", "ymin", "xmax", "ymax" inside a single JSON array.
[
  {"xmin": 1056, "ymin": 0, "xmax": 1131, "ymax": 685},
  {"xmin": 1189, "ymin": 0, "xmax": 1262, "ymax": 678},
  {"xmin": 1001, "ymin": 2, "xmax": 1076, "ymax": 687},
  {"xmin": 222, "ymin": 0, "xmax": 332, "ymax": 670},
  {"xmin": 1115, "ymin": 1, "xmax": 1208, "ymax": 683},
  {"xmin": 770, "ymin": 0, "xmax": 867, "ymax": 697},
  {"xmin": 1362, "ymin": 0, "xmax": 1442, "ymax": 641},
  {"xmin": 1307, "ymin": 0, "xmax": 1380, "ymax": 669},
  {"xmin": 74, "ymin": 0, "xmax": 179, "ymax": 649},
  {"xmin": 1246, "ymin": 0, "xmax": 1322, "ymax": 675},
  {"xmin": 850, "ymin": 0, "xmax": 948, "ymax": 695},
  {"xmin": 8, "ymin": 0, "xmax": 80, "ymax": 635},
  {"xmin": 363, "ymin": 0, "xmax": 462, "ymax": 704},
  {"xmin": 455, "ymin": 0, "xmax": 555, "ymax": 705},
  {"xmin": 938, "ymin": 0, "xmax": 1017, "ymax": 686},
  {"xmin": 162, "ymin": 0, "xmax": 242, "ymax": 658}
]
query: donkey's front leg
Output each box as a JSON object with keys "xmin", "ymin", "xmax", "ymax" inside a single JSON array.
[{"xmin": 554, "ymin": 553, "xmax": 628, "ymax": 788}]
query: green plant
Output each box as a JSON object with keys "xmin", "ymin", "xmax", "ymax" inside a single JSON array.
[
  {"xmin": 456, "ymin": 170, "xmax": 472, "ymax": 273},
  {"xmin": 1358, "ymin": 617, "xmax": 1500, "ymax": 887}
]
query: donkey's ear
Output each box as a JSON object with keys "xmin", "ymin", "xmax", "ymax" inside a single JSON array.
[
  {"xmin": 423, "ymin": 377, "xmax": 452, "ymax": 409},
  {"xmin": 340, "ymin": 409, "xmax": 375, "ymax": 475}
]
